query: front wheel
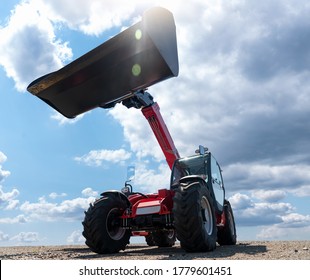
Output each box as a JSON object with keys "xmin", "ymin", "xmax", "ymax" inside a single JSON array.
[
  {"xmin": 82, "ymin": 194, "xmax": 131, "ymax": 254},
  {"xmin": 173, "ymin": 181, "xmax": 217, "ymax": 252}
]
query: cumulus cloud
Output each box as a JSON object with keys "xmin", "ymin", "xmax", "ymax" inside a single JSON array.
[
  {"xmin": 49, "ymin": 192, "xmax": 67, "ymax": 199},
  {"xmin": 50, "ymin": 111, "xmax": 87, "ymax": 125},
  {"xmin": 257, "ymin": 225, "xmax": 289, "ymax": 240},
  {"xmin": 0, "ymin": 214, "xmax": 27, "ymax": 224},
  {"xmin": 5, "ymin": 199, "xmax": 20, "ymax": 210},
  {"xmin": 10, "ymin": 231, "xmax": 39, "ymax": 243},
  {"xmin": 0, "ymin": 153, "xmax": 20, "ymax": 210},
  {"xmin": 229, "ymin": 193, "xmax": 253, "ymax": 210},
  {"xmin": 230, "ymin": 192, "xmax": 294, "ymax": 227},
  {"xmin": 0, "ymin": 186, "xmax": 20, "ymax": 210},
  {"xmin": 74, "ymin": 149, "xmax": 131, "ymax": 167},
  {"xmin": 281, "ymin": 213, "xmax": 310, "ymax": 228},
  {"xmin": 224, "ymin": 163, "xmax": 310, "ymax": 196},
  {"xmin": 257, "ymin": 214, "xmax": 310, "ymax": 240},
  {"xmin": 20, "ymin": 196, "xmax": 94, "ymax": 221},
  {"xmin": 134, "ymin": 162, "xmax": 171, "ymax": 192},
  {"xmin": 1, "ymin": 187, "xmax": 21, "ymax": 202},
  {"xmin": 231, "ymin": 190, "xmax": 310, "ymax": 238},
  {"xmin": 81, "ymin": 187, "xmax": 98, "ymax": 197},
  {"xmin": 67, "ymin": 230, "xmax": 85, "ymax": 244},
  {"xmin": 0, "ymin": 1, "xmax": 72, "ymax": 91},
  {"xmin": 0, "ymin": 231, "xmax": 9, "ymax": 242},
  {"xmin": 0, "ymin": 151, "xmax": 10, "ymax": 182},
  {"xmin": 251, "ymin": 190, "xmax": 286, "ymax": 203},
  {"xmin": 290, "ymin": 185, "xmax": 310, "ymax": 197},
  {"xmin": 35, "ymin": 0, "xmax": 143, "ymax": 36},
  {"xmin": 0, "ymin": 151, "xmax": 8, "ymax": 164},
  {"xmin": 19, "ymin": 190, "xmax": 96, "ymax": 221}
]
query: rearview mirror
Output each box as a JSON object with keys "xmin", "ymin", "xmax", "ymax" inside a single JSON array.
[{"xmin": 127, "ymin": 165, "xmax": 135, "ymax": 182}]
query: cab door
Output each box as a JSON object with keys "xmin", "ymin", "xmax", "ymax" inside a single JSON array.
[{"xmin": 210, "ymin": 155, "xmax": 225, "ymax": 212}]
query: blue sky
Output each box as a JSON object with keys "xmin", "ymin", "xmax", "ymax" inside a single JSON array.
[{"xmin": 0, "ymin": 0, "xmax": 310, "ymax": 246}]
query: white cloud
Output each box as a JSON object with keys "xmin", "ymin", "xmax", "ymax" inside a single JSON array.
[
  {"xmin": 0, "ymin": 151, "xmax": 10, "ymax": 182},
  {"xmin": 134, "ymin": 162, "xmax": 171, "ymax": 192},
  {"xmin": 20, "ymin": 197, "xmax": 94, "ymax": 221},
  {"xmin": 289, "ymin": 185, "xmax": 310, "ymax": 197},
  {"xmin": 0, "ymin": 151, "xmax": 8, "ymax": 164},
  {"xmin": 0, "ymin": 186, "xmax": 20, "ymax": 209},
  {"xmin": 66, "ymin": 230, "xmax": 85, "ymax": 244},
  {"xmin": 108, "ymin": 105, "xmax": 160, "ymax": 160},
  {"xmin": 81, "ymin": 187, "xmax": 98, "ymax": 197},
  {"xmin": 35, "ymin": 0, "xmax": 142, "ymax": 36},
  {"xmin": 256, "ymin": 225, "xmax": 289, "ymax": 240},
  {"xmin": 229, "ymin": 192, "xmax": 294, "ymax": 227},
  {"xmin": 74, "ymin": 149, "xmax": 131, "ymax": 167},
  {"xmin": 257, "ymin": 215, "xmax": 310, "ymax": 240},
  {"xmin": 251, "ymin": 190, "xmax": 286, "ymax": 203},
  {"xmin": 49, "ymin": 192, "xmax": 67, "ymax": 199},
  {"xmin": 19, "ymin": 190, "xmax": 96, "ymax": 222},
  {"xmin": 5, "ymin": 199, "xmax": 20, "ymax": 210},
  {"xmin": 10, "ymin": 231, "xmax": 39, "ymax": 243},
  {"xmin": 0, "ymin": 1, "xmax": 72, "ymax": 91},
  {"xmin": 50, "ymin": 111, "xmax": 87, "ymax": 125},
  {"xmin": 0, "ymin": 168, "xmax": 10, "ymax": 182},
  {"xmin": 224, "ymin": 163, "xmax": 310, "ymax": 196},
  {"xmin": 0, "ymin": 187, "xmax": 19, "ymax": 201},
  {"xmin": 0, "ymin": 231, "xmax": 9, "ymax": 241},
  {"xmin": 229, "ymin": 193, "xmax": 253, "ymax": 210},
  {"xmin": 0, "ymin": 214, "xmax": 27, "ymax": 224},
  {"xmin": 281, "ymin": 213, "xmax": 310, "ymax": 228}
]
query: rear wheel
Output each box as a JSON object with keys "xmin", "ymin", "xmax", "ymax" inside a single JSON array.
[
  {"xmin": 82, "ymin": 194, "xmax": 131, "ymax": 254},
  {"xmin": 217, "ymin": 200, "xmax": 237, "ymax": 245},
  {"xmin": 145, "ymin": 229, "xmax": 176, "ymax": 247},
  {"xmin": 173, "ymin": 181, "xmax": 217, "ymax": 252}
]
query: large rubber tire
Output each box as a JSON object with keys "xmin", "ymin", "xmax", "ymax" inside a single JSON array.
[
  {"xmin": 145, "ymin": 229, "xmax": 176, "ymax": 247},
  {"xmin": 82, "ymin": 195, "xmax": 131, "ymax": 254},
  {"xmin": 173, "ymin": 181, "xmax": 217, "ymax": 252},
  {"xmin": 217, "ymin": 200, "xmax": 237, "ymax": 245}
]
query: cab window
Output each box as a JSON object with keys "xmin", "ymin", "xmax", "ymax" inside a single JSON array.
[{"xmin": 211, "ymin": 155, "xmax": 222, "ymax": 187}]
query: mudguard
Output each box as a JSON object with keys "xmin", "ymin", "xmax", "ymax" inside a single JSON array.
[
  {"xmin": 178, "ymin": 175, "xmax": 223, "ymax": 213},
  {"xmin": 27, "ymin": 7, "xmax": 178, "ymax": 118},
  {"xmin": 99, "ymin": 190, "xmax": 131, "ymax": 208}
]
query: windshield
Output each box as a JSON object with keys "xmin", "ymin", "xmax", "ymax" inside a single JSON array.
[{"xmin": 171, "ymin": 156, "xmax": 207, "ymax": 186}]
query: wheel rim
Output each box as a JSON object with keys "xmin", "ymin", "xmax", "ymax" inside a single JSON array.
[
  {"xmin": 167, "ymin": 229, "xmax": 175, "ymax": 239},
  {"xmin": 106, "ymin": 208, "xmax": 126, "ymax": 240},
  {"xmin": 201, "ymin": 196, "xmax": 213, "ymax": 235}
]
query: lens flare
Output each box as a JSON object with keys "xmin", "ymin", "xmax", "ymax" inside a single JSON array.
[
  {"xmin": 135, "ymin": 29, "xmax": 142, "ymax": 40},
  {"xmin": 132, "ymin": 64, "xmax": 141, "ymax": 76}
]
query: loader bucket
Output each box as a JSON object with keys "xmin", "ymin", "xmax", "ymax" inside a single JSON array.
[{"xmin": 27, "ymin": 7, "xmax": 178, "ymax": 118}]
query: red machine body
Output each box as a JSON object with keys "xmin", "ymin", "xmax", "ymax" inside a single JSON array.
[
  {"xmin": 121, "ymin": 97, "xmax": 226, "ymax": 234},
  {"xmin": 27, "ymin": 7, "xmax": 236, "ymax": 254}
]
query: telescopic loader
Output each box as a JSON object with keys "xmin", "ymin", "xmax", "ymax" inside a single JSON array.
[{"xmin": 27, "ymin": 7, "xmax": 236, "ymax": 253}]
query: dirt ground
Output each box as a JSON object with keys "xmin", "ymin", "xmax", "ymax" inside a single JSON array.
[{"xmin": 1, "ymin": 241, "xmax": 309, "ymax": 260}]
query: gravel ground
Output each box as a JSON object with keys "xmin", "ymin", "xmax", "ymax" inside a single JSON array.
[{"xmin": 1, "ymin": 241, "xmax": 309, "ymax": 260}]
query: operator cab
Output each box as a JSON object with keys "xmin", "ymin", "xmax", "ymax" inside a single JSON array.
[{"xmin": 170, "ymin": 146, "xmax": 225, "ymax": 212}]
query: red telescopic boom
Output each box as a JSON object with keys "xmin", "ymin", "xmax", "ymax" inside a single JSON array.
[{"xmin": 142, "ymin": 102, "xmax": 180, "ymax": 169}]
